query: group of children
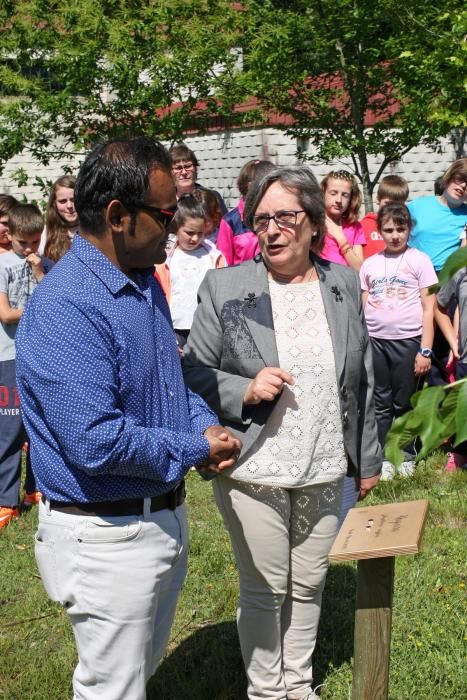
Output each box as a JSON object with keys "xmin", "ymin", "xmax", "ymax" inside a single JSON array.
[{"xmin": 1, "ymin": 157, "xmax": 466, "ymax": 529}]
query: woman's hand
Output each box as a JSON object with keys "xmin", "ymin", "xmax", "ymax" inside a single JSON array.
[
  {"xmin": 243, "ymin": 367, "xmax": 294, "ymax": 405},
  {"xmin": 355, "ymin": 473, "xmax": 381, "ymax": 501}
]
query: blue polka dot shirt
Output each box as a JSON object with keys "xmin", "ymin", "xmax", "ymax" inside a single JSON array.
[{"xmin": 16, "ymin": 235, "xmax": 218, "ymax": 502}]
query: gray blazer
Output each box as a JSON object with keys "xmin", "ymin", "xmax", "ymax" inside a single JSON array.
[{"xmin": 183, "ymin": 255, "xmax": 382, "ymax": 479}]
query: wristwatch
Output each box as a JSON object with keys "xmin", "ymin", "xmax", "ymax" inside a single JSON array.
[{"xmin": 418, "ymin": 347, "xmax": 433, "ymax": 358}]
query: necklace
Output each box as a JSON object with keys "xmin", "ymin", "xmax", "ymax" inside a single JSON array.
[{"xmin": 384, "ymin": 250, "xmax": 406, "ymax": 295}]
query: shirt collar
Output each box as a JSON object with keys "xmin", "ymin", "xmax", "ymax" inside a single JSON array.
[{"xmin": 71, "ymin": 234, "xmax": 152, "ymax": 296}]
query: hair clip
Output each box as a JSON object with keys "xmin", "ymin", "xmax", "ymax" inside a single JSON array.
[{"xmin": 329, "ymin": 170, "xmax": 354, "ymax": 181}]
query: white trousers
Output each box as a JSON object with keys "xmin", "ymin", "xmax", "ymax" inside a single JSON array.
[
  {"xmin": 213, "ymin": 476, "xmax": 343, "ymax": 700},
  {"xmin": 35, "ymin": 499, "xmax": 188, "ymax": 700}
]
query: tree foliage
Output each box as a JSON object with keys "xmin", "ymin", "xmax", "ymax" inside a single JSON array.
[
  {"xmin": 386, "ymin": 247, "xmax": 467, "ymax": 466},
  {"xmin": 240, "ymin": 0, "xmax": 466, "ymax": 210},
  {"xmin": 0, "ymin": 1, "xmax": 465, "ymax": 203},
  {"xmin": 0, "ymin": 0, "xmax": 244, "ymax": 173}
]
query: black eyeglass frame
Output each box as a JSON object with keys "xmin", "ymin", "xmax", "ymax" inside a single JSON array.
[
  {"xmin": 451, "ymin": 173, "xmax": 467, "ymax": 186},
  {"xmin": 129, "ymin": 202, "xmax": 177, "ymax": 229},
  {"xmin": 252, "ymin": 209, "xmax": 306, "ymax": 234}
]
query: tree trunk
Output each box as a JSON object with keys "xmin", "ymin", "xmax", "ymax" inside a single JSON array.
[{"xmin": 357, "ymin": 148, "xmax": 374, "ymax": 214}]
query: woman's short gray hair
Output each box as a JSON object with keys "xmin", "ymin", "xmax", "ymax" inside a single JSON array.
[{"xmin": 244, "ymin": 165, "xmax": 326, "ymax": 254}]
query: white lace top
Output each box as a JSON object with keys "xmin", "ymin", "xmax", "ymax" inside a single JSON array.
[{"xmin": 230, "ymin": 279, "xmax": 347, "ymax": 487}]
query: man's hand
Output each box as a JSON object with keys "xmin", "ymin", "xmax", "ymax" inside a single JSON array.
[
  {"xmin": 27, "ymin": 253, "xmax": 45, "ymax": 282},
  {"xmin": 243, "ymin": 367, "xmax": 294, "ymax": 405},
  {"xmin": 355, "ymin": 473, "xmax": 380, "ymax": 501},
  {"xmin": 197, "ymin": 425, "xmax": 242, "ymax": 476}
]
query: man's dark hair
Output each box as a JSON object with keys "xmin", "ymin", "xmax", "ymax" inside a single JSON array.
[
  {"xmin": 9, "ymin": 203, "xmax": 44, "ymax": 237},
  {"xmin": 75, "ymin": 137, "xmax": 171, "ymax": 236}
]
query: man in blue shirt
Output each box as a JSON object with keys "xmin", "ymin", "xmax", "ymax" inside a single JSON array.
[{"xmin": 16, "ymin": 137, "xmax": 241, "ymax": 700}]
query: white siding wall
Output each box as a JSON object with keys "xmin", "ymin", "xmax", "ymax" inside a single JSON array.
[{"xmin": 0, "ymin": 128, "xmax": 463, "ymax": 211}]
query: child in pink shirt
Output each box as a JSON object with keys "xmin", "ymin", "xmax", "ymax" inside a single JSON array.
[
  {"xmin": 320, "ymin": 170, "xmax": 366, "ymax": 271},
  {"xmin": 360, "ymin": 202, "xmax": 438, "ymax": 477},
  {"xmin": 216, "ymin": 159, "xmax": 275, "ymax": 265}
]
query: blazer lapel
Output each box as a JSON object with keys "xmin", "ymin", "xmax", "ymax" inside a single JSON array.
[
  {"xmin": 242, "ymin": 259, "xmax": 280, "ymax": 366},
  {"xmin": 315, "ymin": 258, "xmax": 349, "ymax": 380}
]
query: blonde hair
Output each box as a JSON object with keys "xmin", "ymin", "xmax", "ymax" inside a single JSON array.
[
  {"xmin": 44, "ymin": 175, "xmax": 76, "ymax": 262},
  {"xmin": 320, "ymin": 170, "xmax": 361, "ymax": 224}
]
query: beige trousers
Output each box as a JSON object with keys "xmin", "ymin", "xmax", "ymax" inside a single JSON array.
[{"xmin": 213, "ymin": 476, "xmax": 343, "ymax": 700}]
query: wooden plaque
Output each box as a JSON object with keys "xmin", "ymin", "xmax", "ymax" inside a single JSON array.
[{"xmin": 329, "ymin": 499, "xmax": 429, "ymax": 562}]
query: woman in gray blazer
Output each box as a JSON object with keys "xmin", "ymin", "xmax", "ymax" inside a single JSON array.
[{"xmin": 184, "ymin": 166, "xmax": 381, "ymax": 700}]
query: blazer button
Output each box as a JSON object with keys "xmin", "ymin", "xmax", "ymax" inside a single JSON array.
[
  {"xmin": 341, "ymin": 386, "xmax": 348, "ymax": 399},
  {"xmin": 343, "ymin": 410, "xmax": 349, "ymax": 427}
]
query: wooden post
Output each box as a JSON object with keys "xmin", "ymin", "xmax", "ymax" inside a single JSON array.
[
  {"xmin": 329, "ymin": 500, "xmax": 428, "ymax": 700},
  {"xmin": 352, "ymin": 557, "xmax": 394, "ymax": 700}
]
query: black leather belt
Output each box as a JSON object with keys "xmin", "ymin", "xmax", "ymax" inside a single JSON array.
[{"xmin": 42, "ymin": 480, "xmax": 186, "ymax": 516}]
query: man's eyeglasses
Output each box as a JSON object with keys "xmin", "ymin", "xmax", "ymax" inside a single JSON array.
[
  {"xmin": 132, "ymin": 203, "xmax": 177, "ymax": 229},
  {"xmin": 172, "ymin": 161, "xmax": 195, "ymax": 173},
  {"xmin": 252, "ymin": 210, "xmax": 305, "ymax": 234}
]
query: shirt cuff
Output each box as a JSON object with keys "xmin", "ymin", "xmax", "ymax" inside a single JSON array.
[{"xmin": 183, "ymin": 431, "xmax": 212, "ymax": 468}]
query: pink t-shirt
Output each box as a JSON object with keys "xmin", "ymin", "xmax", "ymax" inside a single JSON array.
[
  {"xmin": 360, "ymin": 247, "xmax": 438, "ymax": 339},
  {"xmin": 320, "ymin": 221, "xmax": 366, "ymax": 266}
]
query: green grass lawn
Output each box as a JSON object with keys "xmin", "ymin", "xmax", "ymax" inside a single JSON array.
[{"xmin": 0, "ymin": 454, "xmax": 465, "ymax": 699}]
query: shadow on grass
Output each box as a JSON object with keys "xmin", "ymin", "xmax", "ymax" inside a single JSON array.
[
  {"xmin": 314, "ymin": 563, "xmax": 356, "ymax": 685},
  {"xmin": 148, "ymin": 564, "xmax": 356, "ymax": 699},
  {"xmin": 147, "ymin": 620, "xmax": 246, "ymax": 700}
]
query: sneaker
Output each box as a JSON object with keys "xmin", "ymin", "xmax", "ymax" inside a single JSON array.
[
  {"xmin": 23, "ymin": 491, "xmax": 42, "ymax": 507},
  {"xmin": 399, "ymin": 459, "xmax": 416, "ymax": 477},
  {"xmin": 381, "ymin": 460, "xmax": 395, "ymax": 480},
  {"xmin": 0, "ymin": 506, "xmax": 20, "ymax": 530}
]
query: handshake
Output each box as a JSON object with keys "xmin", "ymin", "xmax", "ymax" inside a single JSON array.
[{"xmin": 196, "ymin": 425, "xmax": 242, "ymax": 479}]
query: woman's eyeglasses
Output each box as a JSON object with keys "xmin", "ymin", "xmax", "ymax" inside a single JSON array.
[
  {"xmin": 252, "ymin": 210, "xmax": 305, "ymax": 234},
  {"xmin": 451, "ymin": 173, "xmax": 467, "ymax": 187},
  {"xmin": 172, "ymin": 162, "xmax": 195, "ymax": 173}
]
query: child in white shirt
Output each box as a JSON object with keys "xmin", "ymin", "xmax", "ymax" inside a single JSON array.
[{"xmin": 156, "ymin": 196, "xmax": 225, "ymax": 349}]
